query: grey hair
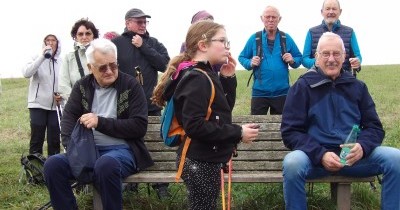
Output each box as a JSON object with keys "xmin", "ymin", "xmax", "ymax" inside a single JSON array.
[
  {"xmin": 322, "ymin": 0, "xmax": 341, "ymax": 10},
  {"xmin": 85, "ymin": 38, "xmax": 118, "ymax": 64},
  {"xmin": 262, "ymin": 5, "xmax": 281, "ymax": 17},
  {"xmin": 316, "ymin": 32, "xmax": 345, "ymax": 52}
]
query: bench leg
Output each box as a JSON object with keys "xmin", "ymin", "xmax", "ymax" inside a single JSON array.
[
  {"xmin": 335, "ymin": 183, "xmax": 351, "ymax": 210},
  {"xmin": 93, "ymin": 187, "xmax": 103, "ymax": 210},
  {"xmin": 330, "ymin": 183, "xmax": 337, "ymax": 202}
]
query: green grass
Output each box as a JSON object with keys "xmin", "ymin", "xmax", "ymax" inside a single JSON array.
[{"xmin": 1, "ymin": 65, "xmax": 399, "ymax": 209}]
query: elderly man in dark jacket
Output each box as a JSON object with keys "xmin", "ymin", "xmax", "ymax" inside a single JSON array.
[
  {"xmin": 281, "ymin": 32, "xmax": 400, "ymax": 210},
  {"xmin": 112, "ymin": 8, "xmax": 170, "ymax": 198},
  {"xmin": 44, "ymin": 38, "xmax": 153, "ymax": 210}
]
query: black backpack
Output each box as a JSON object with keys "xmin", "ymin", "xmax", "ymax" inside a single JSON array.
[{"xmin": 19, "ymin": 153, "xmax": 47, "ymax": 185}]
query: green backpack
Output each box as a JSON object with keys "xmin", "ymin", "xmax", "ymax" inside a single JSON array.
[{"xmin": 19, "ymin": 153, "xmax": 47, "ymax": 185}]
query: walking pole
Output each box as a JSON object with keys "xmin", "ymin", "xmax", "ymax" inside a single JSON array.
[{"xmin": 55, "ymin": 104, "xmax": 61, "ymax": 130}]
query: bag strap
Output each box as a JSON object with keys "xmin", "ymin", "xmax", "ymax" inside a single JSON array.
[
  {"xmin": 74, "ymin": 49, "xmax": 85, "ymax": 78},
  {"xmin": 175, "ymin": 68, "xmax": 216, "ymax": 182},
  {"xmin": 278, "ymin": 29, "xmax": 287, "ymax": 55},
  {"xmin": 246, "ymin": 30, "xmax": 263, "ymax": 87}
]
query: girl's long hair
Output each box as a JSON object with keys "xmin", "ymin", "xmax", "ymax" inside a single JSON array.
[{"xmin": 151, "ymin": 20, "xmax": 223, "ymax": 107}]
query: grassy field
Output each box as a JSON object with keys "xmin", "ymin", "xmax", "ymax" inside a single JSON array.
[{"xmin": 0, "ymin": 65, "xmax": 399, "ymax": 209}]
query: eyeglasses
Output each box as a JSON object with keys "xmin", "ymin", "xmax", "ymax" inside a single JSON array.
[
  {"xmin": 92, "ymin": 62, "xmax": 118, "ymax": 73},
  {"xmin": 211, "ymin": 38, "xmax": 230, "ymax": 49},
  {"xmin": 77, "ymin": 31, "xmax": 93, "ymax": 37},
  {"xmin": 318, "ymin": 51, "xmax": 343, "ymax": 59},
  {"xmin": 131, "ymin": 20, "xmax": 149, "ymax": 25}
]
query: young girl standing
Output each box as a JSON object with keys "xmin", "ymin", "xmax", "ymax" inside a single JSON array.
[{"xmin": 152, "ymin": 20, "xmax": 259, "ymax": 210}]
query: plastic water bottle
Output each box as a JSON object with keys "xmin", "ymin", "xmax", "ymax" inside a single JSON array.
[{"xmin": 339, "ymin": 125, "xmax": 360, "ymax": 165}]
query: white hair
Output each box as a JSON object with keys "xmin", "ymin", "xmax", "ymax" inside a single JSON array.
[
  {"xmin": 85, "ymin": 38, "xmax": 117, "ymax": 64},
  {"xmin": 316, "ymin": 32, "xmax": 345, "ymax": 52}
]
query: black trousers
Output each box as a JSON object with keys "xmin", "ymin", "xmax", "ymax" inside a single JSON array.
[
  {"xmin": 29, "ymin": 108, "xmax": 60, "ymax": 156},
  {"xmin": 251, "ymin": 96, "xmax": 286, "ymax": 115}
]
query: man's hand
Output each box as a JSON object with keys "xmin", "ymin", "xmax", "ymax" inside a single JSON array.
[
  {"xmin": 131, "ymin": 35, "xmax": 143, "ymax": 48},
  {"xmin": 251, "ymin": 56, "xmax": 261, "ymax": 68},
  {"xmin": 340, "ymin": 143, "xmax": 363, "ymax": 166},
  {"xmin": 80, "ymin": 113, "xmax": 99, "ymax": 129},
  {"xmin": 321, "ymin": 151, "xmax": 343, "ymax": 172},
  {"xmin": 349, "ymin": 57, "xmax": 360, "ymax": 69},
  {"xmin": 282, "ymin": 53, "xmax": 294, "ymax": 64}
]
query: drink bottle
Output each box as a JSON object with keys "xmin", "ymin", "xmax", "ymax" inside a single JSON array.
[
  {"xmin": 339, "ymin": 125, "xmax": 360, "ymax": 165},
  {"xmin": 44, "ymin": 49, "xmax": 52, "ymax": 59}
]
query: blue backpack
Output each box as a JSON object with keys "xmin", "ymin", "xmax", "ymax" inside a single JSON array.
[
  {"xmin": 160, "ymin": 68, "xmax": 215, "ymax": 181},
  {"xmin": 160, "ymin": 68, "xmax": 215, "ymax": 147}
]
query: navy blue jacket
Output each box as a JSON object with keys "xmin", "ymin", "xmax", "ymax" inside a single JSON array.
[{"xmin": 281, "ymin": 66, "xmax": 384, "ymax": 165}]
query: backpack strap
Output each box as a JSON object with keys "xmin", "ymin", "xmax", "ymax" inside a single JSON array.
[
  {"xmin": 278, "ymin": 29, "xmax": 287, "ymax": 55},
  {"xmin": 175, "ymin": 68, "xmax": 215, "ymax": 182},
  {"xmin": 247, "ymin": 30, "xmax": 263, "ymax": 87},
  {"xmin": 74, "ymin": 49, "xmax": 85, "ymax": 78}
]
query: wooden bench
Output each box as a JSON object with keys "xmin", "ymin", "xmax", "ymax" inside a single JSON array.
[{"xmin": 93, "ymin": 115, "xmax": 375, "ymax": 210}]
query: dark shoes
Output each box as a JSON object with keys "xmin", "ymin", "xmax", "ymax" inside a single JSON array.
[
  {"xmin": 124, "ymin": 183, "xmax": 139, "ymax": 193},
  {"xmin": 123, "ymin": 183, "xmax": 170, "ymax": 199},
  {"xmin": 154, "ymin": 184, "xmax": 171, "ymax": 199}
]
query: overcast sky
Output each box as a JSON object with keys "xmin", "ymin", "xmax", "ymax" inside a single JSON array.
[{"xmin": 0, "ymin": 0, "xmax": 398, "ymax": 78}]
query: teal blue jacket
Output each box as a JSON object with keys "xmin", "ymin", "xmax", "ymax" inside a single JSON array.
[{"xmin": 238, "ymin": 29, "xmax": 302, "ymax": 97}]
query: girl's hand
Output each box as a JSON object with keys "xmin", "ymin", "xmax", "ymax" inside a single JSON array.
[{"xmin": 220, "ymin": 53, "xmax": 236, "ymax": 77}]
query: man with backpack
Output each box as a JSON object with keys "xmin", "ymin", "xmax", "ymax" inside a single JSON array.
[{"xmin": 238, "ymin": 5, "xmax": 302, "ymax": 115}]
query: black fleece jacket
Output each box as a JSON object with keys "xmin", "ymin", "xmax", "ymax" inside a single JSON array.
[
  {"xmin": 169, "ymin": 62, "xmax": 242, "ymax": 163},
  {"xmin": 61, "ymin": 72, "xmax": 154, "ymax": 171},
  {"xmin": 112, "ymin": 31, "xmax": 170, "ymax": 114}
]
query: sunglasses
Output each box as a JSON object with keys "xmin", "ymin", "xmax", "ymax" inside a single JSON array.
[
  {"xmin": 92, "ymin": 62, "xmax": 118, "ymax": 73},
  {"xmin": 77, "ymin": 31, "xmax": 93, "ymax": 37}
]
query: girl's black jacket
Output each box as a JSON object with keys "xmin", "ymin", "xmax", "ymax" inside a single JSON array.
[{"xmin": 165, "ymin": 62, "xmax": 242, "ymax": 163}]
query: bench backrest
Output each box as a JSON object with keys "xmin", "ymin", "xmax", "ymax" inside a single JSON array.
[{"xmin": 145, "ymin": 115, "xmax": 286, "ymax": 172}]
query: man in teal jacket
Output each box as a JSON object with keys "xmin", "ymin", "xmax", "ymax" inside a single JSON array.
[{"xmin": 238, "ymin": 5, "xmax": 302, "ymax": 115}]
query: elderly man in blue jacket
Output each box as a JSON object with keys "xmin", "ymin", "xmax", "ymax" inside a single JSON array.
[
  {"xmin": 238, "ymin": 5, "xmax": 302, "ymax": 115},
  {"xmin": 281, "ymin": 32, "xmax": 400, "ymax": 210}
]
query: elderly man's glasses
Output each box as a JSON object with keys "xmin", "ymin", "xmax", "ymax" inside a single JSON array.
[
  {"xmin": 211, "ymin": 38, "xmax": 230, "ymax": 49},
  {"xmin": 318, "ymin": 51, "xmax": 343, "ymax": 59},
  {"xmin": 92, "ymin": 62, "xmax": 118, "ymax": 73},
  {"xmin": 131, "ymin": 20, "xmax": 149, "ymax": 25},
  {"xmin": 77, "ymin": 31, "xmax": 93, "ymax": 37}
]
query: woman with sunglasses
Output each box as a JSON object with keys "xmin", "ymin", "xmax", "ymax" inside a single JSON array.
[{"xmin": 58, "ymin": 18, "xmax": 99, "ymax": 103}]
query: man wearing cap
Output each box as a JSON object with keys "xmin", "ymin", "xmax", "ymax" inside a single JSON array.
[{"xmin": 111, "ymin": 8, "xmax": 171, "ymax": 199}]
